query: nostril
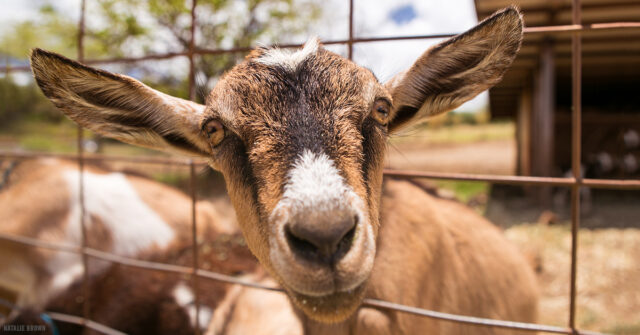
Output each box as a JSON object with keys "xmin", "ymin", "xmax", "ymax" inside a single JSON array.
[
  {"xmin": 333, "ymin": 222, "xmax": 357, "ymax": 261},
  {"xmin": 285, "ymin": 225, "xmax": 319, "ymax": 261},
  {"xmin": 284, "ymin": 214, "xmax": 359, "ymax": 264}
]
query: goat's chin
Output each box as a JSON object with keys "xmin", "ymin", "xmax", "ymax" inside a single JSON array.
[{"xmin": 286, "ymin": 281, "xmax": 368, "ymax": 323}]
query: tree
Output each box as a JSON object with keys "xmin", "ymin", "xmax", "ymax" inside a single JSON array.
[{"xmin": 0, "ymin": 0, "xmax": 321, "ymax": 126}]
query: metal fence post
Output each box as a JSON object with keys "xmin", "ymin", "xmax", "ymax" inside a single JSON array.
[
  {"xmin": 569, "ymin": 0, "xmax": 582, "ymax": 332},
  {"xmin": 76, "ymin": 0, "xmax": 91, "ymax": 329}
]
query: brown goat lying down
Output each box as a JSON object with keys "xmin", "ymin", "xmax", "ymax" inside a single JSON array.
[
  {"xmin": 11, "ymin": 236, "xmax": 297, "ymax": 335},
  {"xmin": 0, "ymin": 158, "xmax": 301, "ymax": 334}
]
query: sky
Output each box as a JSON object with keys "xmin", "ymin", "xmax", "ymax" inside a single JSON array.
[{"xmin": 0, "ymin": 0, "xmax": 487, "ymax": 112}]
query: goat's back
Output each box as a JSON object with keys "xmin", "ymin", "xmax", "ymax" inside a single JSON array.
[{"xmin": 359, "ymin": 179, "xmax": 538, "ymax": 334}]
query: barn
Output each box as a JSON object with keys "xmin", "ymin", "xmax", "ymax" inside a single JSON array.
[
  {"xmin": 477, "ymin": 0, "xmax": 640, "ymax": 179},
  {"xmin": 475, "ymin": 0, "xmax": 640, "ymax": 223}
]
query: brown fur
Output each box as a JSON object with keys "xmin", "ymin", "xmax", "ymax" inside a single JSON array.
[
  {"xmin": 1, "ymin": 159, "xmax": 296, "ymax": 334},
  {"xmin": 29, "ymin": 51, "xmax": 211, "ymax": 156},
  {"xmin": 0, "ymin": 158, "xmax": 228, "ymax": 316},
  {"xmin": 370, "ymin": 179, "xmax": 537, "ymax": 334},
  {"xmin": 39, "ymin": 232, "xmax": 258, "ymax": 335},
  {"xmin": 285, "ymin": 179, "xmax": 538, "ymax": 335},
  {"xmin": 386, "ymin": 7, "xmax": 523, "ymax": 132},
  {"xmin": 28, "ymin": 6, "xmax": 538, "ymax": 334}
]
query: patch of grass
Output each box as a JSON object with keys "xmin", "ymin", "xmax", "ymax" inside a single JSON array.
[
  {"xmin": 577, "ymin": 307, "xmax": 600, "ymax": 329},
  {"xmin": 152, "ymin": 172, "xmax": 189, "ymax": 189},
  {"xmin": 2, "ymin": 119, "xmax": 82, "ymax": 152},
  {"xmin": 506, "ymin": 225, "xmax": 640, "ymax": 333},
  {"xmin": 435, "ymin": 180, "xmax": 489, "ymax": 203},
  {"xmin": 19, "ymin": 135, "xmax": 76, "ymax": 152},
  {"xmin": 0, "ymin": 118, "xmax": 166, "ymax": 157},
  {"xmin": 606, "ymin": 322, "xmax": 640, "ymax": 335},
  {"xmin": 6, "ymin": 118, "xmax": 78, "ymax": 137}
]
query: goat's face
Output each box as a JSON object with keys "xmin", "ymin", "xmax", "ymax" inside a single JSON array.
[
  {"xmin": 30, "ymin": 7, "xmax": 523, "ymax": 322},
  {"xmin": 202, "ymin": 42, "xmax": 388, "ymax": 319}
]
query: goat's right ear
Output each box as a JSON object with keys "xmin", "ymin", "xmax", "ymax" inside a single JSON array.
[
  {"xmin": 30, "ymin": 48, "xmax": 211, "ymax": 156},
  {"xmin": 385, "ymin": 6, "xmax": 523, "ymax": 132}
]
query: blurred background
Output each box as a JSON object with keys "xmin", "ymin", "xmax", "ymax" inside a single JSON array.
[{"xmin": 0, "ymin": 0, "xmax": 639, "ymax": 333}]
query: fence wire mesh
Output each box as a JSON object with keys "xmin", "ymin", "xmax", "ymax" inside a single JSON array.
[{"xmin": 1, "ymin": 0, "xmax": 639, "ymax": 334}]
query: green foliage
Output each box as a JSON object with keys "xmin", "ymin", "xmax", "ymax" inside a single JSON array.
[
  {"xmin": 84, "ymin": 0, "xmax": 150, "ymax": 58},
  {"xmin": 427, "ymin": 109, "xmax": 491, "ymax": 128},
  {"xmin": 0, "ymin": 5, "xmax": 78, "ymax": 59},
  {"xmin": 435, "ymin": 180, "xmax": 489, "ymax": 204},
  {"xmin": 82, "ymin": 0, "xmax": 321, "ymax": 99},
  {"xmin": 0, "ymin": 0, "xmax": 321, "ymax": 129},
  {"xmin": 0, "ymin": 76, "xmax": 63, "ymax": 128}
]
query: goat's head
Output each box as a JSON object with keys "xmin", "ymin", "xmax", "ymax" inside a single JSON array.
[{"xmin": 30, "ymin": 7, "xmax": 522, "ymax": 322}]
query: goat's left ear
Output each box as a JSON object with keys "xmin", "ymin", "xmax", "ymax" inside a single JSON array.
[
  {"xmin": 385, "ymin": 6, "xmax": 523, "ymax": 132},
  {"xmin": 30, "ymin": 48, "xmax": 211, "ymax": 156}
]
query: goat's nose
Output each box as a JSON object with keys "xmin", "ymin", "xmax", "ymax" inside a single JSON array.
[{"xmin": 285, "ymin": 211, "xmax": 358, "ymax": 263}]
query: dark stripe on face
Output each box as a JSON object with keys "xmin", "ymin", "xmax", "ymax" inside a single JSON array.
[
  {"xmin": 361, "ymin": 118, "xmax": 387, "ymax": 213},
  {"xmin": 284, "ymin": 104, "xmax": 327, "ymax": 157},
  {"xmin": 218, "ymin": 136, "xmax": 265, "ymax": 222},
  {"xmin": 281, "ymin": 60, "xmax": 347, "ymax": 163},
  {"xmin": 361, "ymin": 119, "xmax": 374, "ymax": 195},
  {"xmin": 253, "ymin": 63, "xmax": 339, "ymax": 172}
]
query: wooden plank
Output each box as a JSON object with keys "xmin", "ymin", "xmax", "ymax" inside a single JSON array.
[
  {"xmin": 519, "ymin": 39, "xmax": 640, "ymax": 57},
  {"xmin": 517, "ymin": 85, "xmax": 533, "ymax": 176},
  {"xmin": 476, "ymin": 0, "xmax": 640, "ymax": 17},
  {"xmin": 530, "ymin": 39, "xmax": 555, "ymax": 206},
  {"xmin": 556, "ymin": 113, "xmax": 640, "ymax": 124}
]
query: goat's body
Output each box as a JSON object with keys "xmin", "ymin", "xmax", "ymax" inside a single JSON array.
[
  {"xmin": 1, "ymin": 159, "xmax": 303, "ymax": 334},
  {"xmin": 0, "ymin": 159, "xmax": 264, "ymax": 334},
  {"xmin": 300, "ymin": 179, "xmax": 538, "ymax": 334},
  {"xmin": 0, "ymin": 159, "xmax": 227, "ymax": 310}
]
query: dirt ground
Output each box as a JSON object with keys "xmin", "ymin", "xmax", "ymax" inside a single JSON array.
[
  {"xmin": 387, "ymin": 135, "xmax": 639, "ymax": 334},
  {"xmin": 506, "ymin": 224, "xmax": 640, "ymax": 334},
  {"xmin": 385, "ymin": 139, "xmax": 516, "ymax": 175}
]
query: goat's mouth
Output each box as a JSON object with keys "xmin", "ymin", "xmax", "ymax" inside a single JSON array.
[
  {"xmin": 268, "ymin": 210, "xmax": 376, "ymax": 295},
  {"xmin": 285, "ymin": 280, "xmax": 369, "ymax": 322},
  {"xmin": 267, "ymin": 194, "xmax": 377, "ymax": 321},
  {"xmin": 268, "ymin": 219, "xmax": 376, "ymax": 321}
]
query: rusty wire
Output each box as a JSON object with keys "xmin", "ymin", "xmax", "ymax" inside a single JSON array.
[
  {"xmin": 75, "ymin": 0, "xmax": 91, "ymax": 328},
  {"xmin": 1, "ymin": 0, "xmax": 639, "ymax": 334},
  {"xmin": 189, "ymin": 159, "xmax": 201, "ymax": 335},
  {"xmin": 3, "ymin": 23, "xmax": 640, "ymax": 73},
  {"xmin": 3, "ymin": 151, "xmax": 640, "ymax": 190},
  {"xmin": 187, "ymin": 1, "xmax": 201, "ymax": 333},
  {"xmin": 568, "ymin": 0, "xmax": 583, "ymax": 331},
  {"xmin": 0, "ymin": 231, "xmax": 606, "ymax": 335},
  {"xmin": 0, "ymin": 297, "xmax": 126, "ymax": 335}
]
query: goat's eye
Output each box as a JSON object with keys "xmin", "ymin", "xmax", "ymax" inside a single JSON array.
[
  {"xmin": 203, "ymin": 119, "xmax": 225, "ymax": 147},
  {"xmin": 371, "ymin": 100, "xmax": 391, "ymax": 125}
]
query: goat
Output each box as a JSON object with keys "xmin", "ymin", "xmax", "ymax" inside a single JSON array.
[
  {"xmin": 0, "ymin": 158, "xmax": 224, "ymax": 311},
  {"xmin": 0, "ymin": 158, "xmax": 300, "ymax": 334},
  {"xmin": 29, "ymin": 7, "xmax": 538, "ymax": 334}
]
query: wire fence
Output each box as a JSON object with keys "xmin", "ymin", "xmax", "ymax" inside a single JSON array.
[{"xmin": 0, "ymin": 0, "xmax": 639, "ymax": 334}]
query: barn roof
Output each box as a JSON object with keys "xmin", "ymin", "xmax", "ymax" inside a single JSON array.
[{"xmin": 474, "ymin": 0, "xmax": 640, "ymax": 117}]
